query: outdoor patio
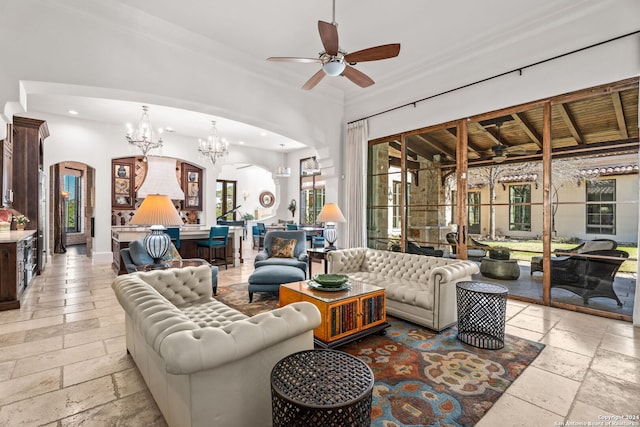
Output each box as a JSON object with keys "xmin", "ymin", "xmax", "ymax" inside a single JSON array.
[{"xmin": 471, "ymin": 261, "xmax": 636, "ymax": 317}]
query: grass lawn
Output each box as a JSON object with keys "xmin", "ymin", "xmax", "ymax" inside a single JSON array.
[{"xmin": 475, "ymin": 239, "xmax": 638, "ymax": 274}]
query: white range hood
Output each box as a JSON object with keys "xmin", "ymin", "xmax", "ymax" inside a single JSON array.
[{"xmin": 136, "ymin": 156, "xmax": 185, "ymax": 200}]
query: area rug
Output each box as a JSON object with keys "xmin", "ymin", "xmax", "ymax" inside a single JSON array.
[{"xmin": 216, "ymin": 283, "xmax": 545, "ymax": 427}]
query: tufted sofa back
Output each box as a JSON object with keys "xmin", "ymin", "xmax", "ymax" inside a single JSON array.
[
  {"xmin": 136, "ymin": 264, "xmax": 212, "ymax": 306},
  {"xmin": 329, "ymin": 247, "xmax": 478, "ymax": 289}
]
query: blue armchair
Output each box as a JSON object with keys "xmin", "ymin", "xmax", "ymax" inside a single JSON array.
[
  {"xmin": 254, "ymin": 230, "xmax": 308, "ymax": 275},
  {"xmin": 120, "ymin": 239, "xmax": 219, "ymax": 294}
]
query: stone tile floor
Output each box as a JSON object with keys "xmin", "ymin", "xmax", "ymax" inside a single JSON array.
[{"xmin": 0, "ymin": 245, "xmax": 638, "ymax": 426}]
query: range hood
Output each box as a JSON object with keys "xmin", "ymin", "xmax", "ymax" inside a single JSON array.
[{"xmin": 137, "ymin": 156, "xmax": 185, "ymax": 201}]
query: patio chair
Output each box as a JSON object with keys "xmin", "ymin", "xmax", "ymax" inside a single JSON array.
[
  {"xmin": 445, "ymin": 232, "xmax": 489, "ymax": 261},
  {"xmin": 550, "ymin": 249, "xmax": 628, "ymax": 306},
  {"xmin": 531, "ymin": 238, "xmax": 618, "ymax": 275}
]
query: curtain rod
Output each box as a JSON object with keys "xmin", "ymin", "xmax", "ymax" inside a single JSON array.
[{"xmin": 347, "ymin": 29, "xmax": 640, "ymax": 125}]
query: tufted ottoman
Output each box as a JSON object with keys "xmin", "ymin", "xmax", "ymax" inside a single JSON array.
[{"xmin": 248, "ymin": 265, "xmax": 306, "ymax": 302}]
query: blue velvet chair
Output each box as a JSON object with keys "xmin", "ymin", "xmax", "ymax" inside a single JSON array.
[
  {"xmin": 166, "ymin": 227, "xmax": 180, "ymax": 250},
  {"xmin": 254, "ymin": 230, "xmax": 308, "ymax": 274},
  {"xmin": 119, "ymin": 239, "xmax": 219, "ymax": 294},
  {"xmin": 197, "ymin": 226, "xmax": 230, "ymax": 269}
]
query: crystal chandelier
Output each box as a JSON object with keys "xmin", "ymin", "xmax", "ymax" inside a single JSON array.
[
  {"xmin": 126, "ymin": 105, "xmax": 163, "ymax": 160},
  {"xmin": 198, "ymin": 121, "xmax": 229, "ymax": 165},
  {"xmin": 274, "ymin": 144, "xmax": 291, "ymax": 178}
]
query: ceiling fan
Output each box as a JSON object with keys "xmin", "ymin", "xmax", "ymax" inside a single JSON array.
[
  {"xmin": 267, "ymin": 0, "xmax": 400, "ymax": 90},
  {"xmin": 479, "ymin": 116, "xmax": 539, "ymax": 163}
]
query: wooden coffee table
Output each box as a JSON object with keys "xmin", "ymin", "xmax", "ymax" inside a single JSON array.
[{"xmin": 280, "ymin": 280, "xmax": 389, "ymax": 349}]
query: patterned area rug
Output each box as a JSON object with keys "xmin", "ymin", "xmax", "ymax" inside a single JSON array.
[{"xmin": 216, "ymin": 283, "xmax": 545, "ymax": 427}]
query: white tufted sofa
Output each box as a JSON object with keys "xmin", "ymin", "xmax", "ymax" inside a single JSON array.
[
  {"xmin": 111, "ymin": 265, "xmax": 321, "ymax": 427},
  {"xmin": 327, "ymin": 248, "xmax": 479, "ymax": 331}
]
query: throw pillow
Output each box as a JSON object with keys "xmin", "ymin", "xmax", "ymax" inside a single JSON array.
[
  {"xmin": 162, "ymin": 242, "xmax": 182, "ymax": 262},
  {"xmin": 128, "ymin": 240, "xmax": 154, "ymax": 265},
  {"xmin": 270, "ymin": 237, "xmax": 297, "ymax": 258}
]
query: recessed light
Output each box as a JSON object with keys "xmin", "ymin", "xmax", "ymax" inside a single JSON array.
[
  {"xmin": 164, "ymin": 127, "xmax": 174, "ymax": 132},
  {"xmin": 239, "ymin": 141, "xmax": 245, "ymax": 145},
  {"xmin": 68, "ymin": 110, "xmax": 79, "ymax": 115},
  {"xmin": 260, "ymin": 132, "xmax": 267, "ymax": 137}
]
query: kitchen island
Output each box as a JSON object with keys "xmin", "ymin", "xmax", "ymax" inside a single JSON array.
[{"xmin": 111, "ymin": 225, "xmax": 243, "ymax": 275}]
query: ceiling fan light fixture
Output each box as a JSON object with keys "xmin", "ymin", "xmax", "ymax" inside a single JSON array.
[{"xmin": 323, "ymin": 59, "xmax": 346, "ymax": 76}]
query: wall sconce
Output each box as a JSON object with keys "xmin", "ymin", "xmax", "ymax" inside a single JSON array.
[
  {"xmin": 242, "ymin": 190, "xmax": 250, "ymax": 201},
  {"xmin": 388, "ymin": 187, "xmax": 393, "ymax": 202}
]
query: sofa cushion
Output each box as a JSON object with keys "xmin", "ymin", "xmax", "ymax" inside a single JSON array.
[
  {"xmin": 129, "ymin": 240, "xmax": 154, "ymax": 265},
  {"xmin": 579, "ymin": 240, "xmax": 615, "ymax": 253},
  {"xmin": 270, "ymin": 237, "xmax": 297, "ymax": 258}
]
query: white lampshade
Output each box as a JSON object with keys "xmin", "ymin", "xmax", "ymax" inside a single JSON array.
[
  {"xmin": 317, "ymin": 203, "xmax": 346, "ymax": 250},
  {"xmin": 317, "ymin": 203, "xmax": 346, "ymax": 223},
  {"xmin": 323, "ymin": 60, "xmax": 346, "ymax": 77}
]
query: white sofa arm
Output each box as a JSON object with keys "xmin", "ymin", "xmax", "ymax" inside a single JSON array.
[
  {"xmin": 327, "ymin": 247, "xmax": 367, "ymax": 273},
  {"xmin": 429, "ymin": 261, "xmax": 480, "ymax": 288},
  {"xmin": 159, "ymin": 302, "xmax": 321, "ymax": 374}
]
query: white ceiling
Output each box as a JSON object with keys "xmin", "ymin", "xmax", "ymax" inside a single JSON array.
[{"xmin": 21, "ymin": 0, "xmax": 640, "ymax": 152}]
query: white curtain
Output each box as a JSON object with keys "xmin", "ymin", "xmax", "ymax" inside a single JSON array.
[{"xmin": 345, "ymin": 119, "xmax": 368, "ymax": 248}]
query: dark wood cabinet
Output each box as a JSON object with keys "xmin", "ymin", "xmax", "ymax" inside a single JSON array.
[
  {"xmin": 12, "ymin": 116, "xmax": 48, "ymax": 274},
  {"xmin": 0, "ymin": 233, "xmax": 36, "ymax": 310},
  {"xmin": 182, "ymin": 164, "xmax": 202, "ymax": 210},
  {"xmin": 112, "ymin": 158, "xmax": 136, "ymax": 209}
]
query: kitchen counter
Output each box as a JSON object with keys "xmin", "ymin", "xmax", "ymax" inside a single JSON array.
[
  {"xmin": 111, "ymin": 225, "xmax": 244, "ymax": 274},
  {"xmin": 0, "ymin": 230, "xmax": 37, "ymax": 243}
]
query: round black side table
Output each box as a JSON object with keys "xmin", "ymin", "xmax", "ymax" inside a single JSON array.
[
  {"xmin": 270, "ymin": 349, "xmax": 374, "ymax": 427},
  {"xmin": 456, "ymin": 281, "xmax": 508, "ymax": 349}
]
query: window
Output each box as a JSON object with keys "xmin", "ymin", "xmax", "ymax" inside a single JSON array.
[
  {"xmin": 586, "ymin": 179, "xmax": 616, "ymax": 234},
  {"xmin": 63, "ymin": 173, "xmax": 82, "ymax": 233},
  {"xmin": 300, "ymin": 157, "xmax": 325, "ymax": 224},
  {"xmin": 450, "ymin": 191, "xmax": 481, "ymax": 234},
  {"xmin": 216, "ymin": 180, "xmax": 237, "ymax": 220},
  {"xmin": 509, "ymin": 184, "xmax": 531, "ymax": 231},
  {"xmin": 391, "ymin": 180, "xmax": 402, "ymax": 229}
]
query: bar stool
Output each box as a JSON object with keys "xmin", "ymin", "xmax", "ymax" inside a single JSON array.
[
  {"xmin": 197, "ymin": 226, "xmax": 229, "ymax": 269},
  {"xmin": 166, "ymin": 227, "xmax": 181, "ymax": 250}
]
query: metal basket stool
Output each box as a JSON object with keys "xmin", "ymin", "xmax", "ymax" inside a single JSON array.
[
  {"xmin": 456, "ymin": 281, "xmax": 508, "ymax": 349},
  {"xmin": 271, "ymin": 349, "xmax": 374, "ymax": 427}
]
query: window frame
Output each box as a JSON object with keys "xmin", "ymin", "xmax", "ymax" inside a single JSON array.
[
  {"xmin": 585, "ymin": 179, "xmax": 616, "ymax": 235},
  {"xmin": 508, "ymin": 184, "xmax": 531, "ymax": 231}
]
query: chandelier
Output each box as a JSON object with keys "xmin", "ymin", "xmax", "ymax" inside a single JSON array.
[
  {"xmin": 198, "ymin": 121, "xmax": 229, "ymax": 165},
  {"xmin": 274, "ymin": 144, "xmax": 291, "ymax": 178},
  {"xmin": 126, "ymin": 105, "xmax": 163, "ymax": 160},
  {"xmin": 302, "ymin": 156, "xmax": 321, "ymax": 176}
]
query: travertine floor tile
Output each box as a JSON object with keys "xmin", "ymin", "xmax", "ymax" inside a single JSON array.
[
  {"xmin": 98, "ymin": 313, "xmax": 125, "ymax": 327},
  {"xmin": 113, "ymin": 367, "xmax": 147, "ymax": 398},
  {"xmin": 566, "ymin": 401, "xmax": 615, "ymax": 424},
  {"xmin": 590, "ymin": 348, "xmax": 640, "ymax": 384},
  {"xmin": 507, "ymin": 312, "xmax": 558, "ymax": 334},
  {"xmin": 104, "ymin": 336, "xmax": 127, "ymax": 354},
  {"xmin": 0, "ymin": 376, "xmax": 116, "ymax": 426},
  {"xmin": 60, "ymin": 390, "xmax": 166, "ymax": 427},
  {"xmin": 0, "ymin": 361, "xmax": 15, "ymax": 381},
  {"xmin": 12, "ymin": 341, "xmax": 105, "ymax": 378},
  {"xmin": 63, "ymin": 352, "xmax": 134, "ymax": 387},
  {"xmin": 576, "ymin": 370, "xmax": 640, "ymax": 415},
  {"xmin": 0, "ymin": 367, "xmax": 60, "ymax": 405},
  {"xmin": 24, "ymin": 318, "xmax": 101, "ymax": 342},
  {"xmin": 600, "ymin": 331, "xmax": 640, "ymax": 359},
  {"xmin": 32, "ymin": 303, "xmax": 96, "ymax": 319},
  {"xmin": 531, "ymin": 345, "xmax": 592, "ymax": 381},
  {"xmin": 476, "ymin": 394, "xmax": 562, "ymax": 427},
  {"xmin": 606, "ymin": 321, "xmax": 640, "ymax": 339},
  {"xmin": 63, "ymin": 323, "xmax": 124, "ymax": 348},
  {"xmin": 0, "ymin": 330, "xmax": 26, "ymax": 348},
  {"xmin": 0, "ymin": 336, "xmax": 63, "ymax": 364},
  {"xmin": 37, "ymin": 291, "xmax": 92, "ymax": 303},
  {"xmin": 505, "ymin": 325, "xmax": 544, "ymax": 342},
  {"xmin": 540, "ymin": 328, "xmax": 601, "ymax": 357},
  {"xmin": 64, "ymin": 305, "xmax": 123, "ymax": 323},
  {"xmin": 0, "ymin": 316, "xmax": 64, "ymax": 335},
  {"xmin": 506, "ymin": 366, "xmax": 581, "ymax": 416}
]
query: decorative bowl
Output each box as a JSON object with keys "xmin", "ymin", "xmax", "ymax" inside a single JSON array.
[{"xmin": 313, "ymin": 274, "xmax": 349, "ymax": 287}]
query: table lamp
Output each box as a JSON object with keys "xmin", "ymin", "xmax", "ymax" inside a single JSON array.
[
  {"xmin": 129, "ymin": 194, "xmax": 183, "ymax": 268},
  {"xmin": 316, "ymin": 203, "xmax": 346, "ymax": 250}
]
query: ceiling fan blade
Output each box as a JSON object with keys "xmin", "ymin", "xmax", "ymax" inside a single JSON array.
[
  {"xmin": 302, "ymin": 69, "xmax": 326, "ymax": 90},
  {"xmin": 267, "ymin": 57, "xmax": 321, "ymax": 63},
  {"xmin": 344, "ymin": 43, "xmax": 401, "ymax": 63},
  {"xmin": 342, "ymin": 65, "xmax": 374, "ymax": 88},
  {"xmin": 318, "ymin": 21, "xmax": 339, "ymax": 56}
]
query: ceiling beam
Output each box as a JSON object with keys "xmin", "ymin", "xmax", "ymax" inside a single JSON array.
[
  {"xmin": 444, "ymin": 126, "xmax": 484, "ymax": 154},
  {"xmin": 557, "ymin": 103, "xmax": 584, "ymax": 145},
  {"xmin": 611, "ymin": 92, "xmax": 629, "ymax": 139},
  {"xmin": 412, "ymin": 134, "xmax": 456, "ymax": 160},
  {"xmin": 389, "ymin": 140, "xmax": 417, "ymax": 160},
  {"xmin": 511, "ymin": 113, "xmax": 542, "ymax": 148}
]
